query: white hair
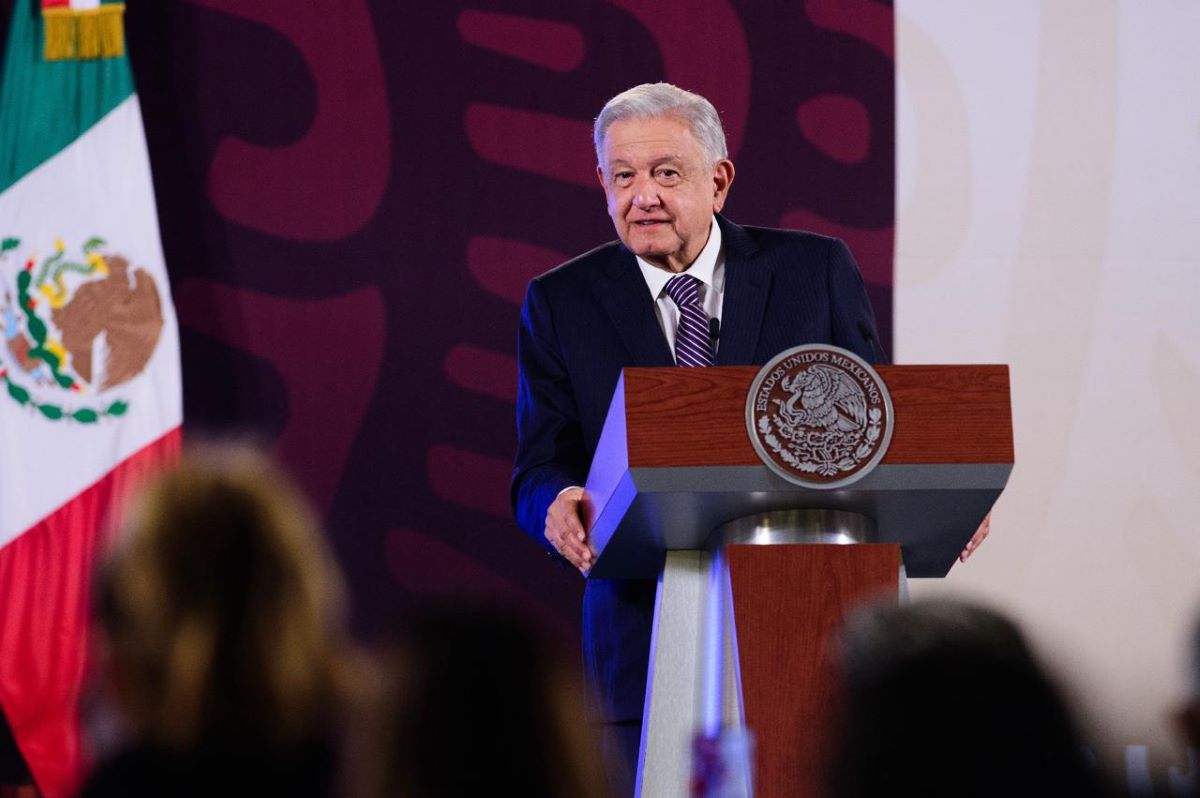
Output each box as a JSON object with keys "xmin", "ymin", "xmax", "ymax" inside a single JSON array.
[{"xmin": 593, "ymin": 82, "xmax": 728, "ymax": 167}]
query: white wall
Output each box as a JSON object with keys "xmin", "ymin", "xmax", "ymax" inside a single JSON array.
[{"xmin": 896, "ymin": 0, "xmax": 1200, "ymax": 785}]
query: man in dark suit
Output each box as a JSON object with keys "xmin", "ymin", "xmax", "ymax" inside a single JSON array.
[{"xmin": 511, "ymin": 83, "xmax": 885, "ymax": 792}]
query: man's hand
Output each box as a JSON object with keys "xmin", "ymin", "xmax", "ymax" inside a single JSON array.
[
  {"xmin": 545, "ymin": 487, "xmax": 594, "ymax": 573},
  {"xmin": 960, "ymin": 512, "xmax": 991, "ymax": 562}
]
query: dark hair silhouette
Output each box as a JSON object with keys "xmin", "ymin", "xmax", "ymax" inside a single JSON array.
[
  {"xmin": 827, "ymin": 598, "xmax": 1111, "ymax": 798},
  {"xmin": 352, "ymin": 602, "xmax": 608, "ymax": 798}
]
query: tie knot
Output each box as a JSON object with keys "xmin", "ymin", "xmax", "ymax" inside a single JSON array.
[{"xmin": 665, "ymin": 273, "xmax": 702, "ymax": 307}]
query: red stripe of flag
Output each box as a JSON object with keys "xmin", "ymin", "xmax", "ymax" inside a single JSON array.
[{"xmin": 0, "ymin": 427, "xmax": 181, "ymax": 798}]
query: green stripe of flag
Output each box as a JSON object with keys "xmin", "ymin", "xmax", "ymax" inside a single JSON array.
[{"xmin": 0, "ymin": 0, "xmax": 134, "ymax": 195}]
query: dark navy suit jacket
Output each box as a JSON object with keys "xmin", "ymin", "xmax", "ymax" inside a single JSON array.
[{"xmin": 511, "ymin": 214, "xmax": 885, "ymax": 723}]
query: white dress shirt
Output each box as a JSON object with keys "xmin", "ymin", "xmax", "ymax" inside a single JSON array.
[{"xmin": 635, "ymin": 218, "xmax": 725, "ymax": 361}]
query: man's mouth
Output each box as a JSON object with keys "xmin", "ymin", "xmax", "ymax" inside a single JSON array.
[{"xmin": 633, "ymin": 220, "xmax": 668, "ymax": 226}]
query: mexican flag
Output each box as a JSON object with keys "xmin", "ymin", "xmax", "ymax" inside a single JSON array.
[{"xmin": 0, "ymin": 1, "xmax": 181, "ymax": 795}]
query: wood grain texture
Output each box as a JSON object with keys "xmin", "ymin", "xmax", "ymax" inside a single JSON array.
[
  {"xmin": 727, "ymin": 544, "xmax": 900, "ymax": 798},
  {"xmin": 622, "ymin": 365, "xmax": 1013, "ymax": 467}
]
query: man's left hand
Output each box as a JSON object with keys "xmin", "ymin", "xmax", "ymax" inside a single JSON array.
[{"xmin": 959, "ymin": 512, "xmax": 991, "ymax": 562}]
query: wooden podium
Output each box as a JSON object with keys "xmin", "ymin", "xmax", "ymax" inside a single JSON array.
[{"xmin": 580, "ymin": 365, "xmax": 1013, "ymax": 798}]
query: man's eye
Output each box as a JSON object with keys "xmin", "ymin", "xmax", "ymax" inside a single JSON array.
[{"xmin": 655, "ymin": 169, "xmax": 680, "ymax": 181}]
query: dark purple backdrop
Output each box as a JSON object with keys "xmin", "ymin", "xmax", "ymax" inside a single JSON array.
[{"xmin": 46, "ymin": 0, "xmax": 893, "ymax": 642}]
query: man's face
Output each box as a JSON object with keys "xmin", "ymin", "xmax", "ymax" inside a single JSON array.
[{"xmin": 597, "ymin": 116, "xmax": 735, "ymax": 273}]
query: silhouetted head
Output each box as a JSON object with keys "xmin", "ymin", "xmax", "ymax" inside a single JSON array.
[
  {"xmin": 95, "ymin": 445, "xmax": 349, "ymax": 750},
  {"xmin": 355, "ymin": 602, "xmax": 607, "ymax": 798},
  {"xmin": 828, "ymin": 598, "xmax": 1110, "ymax": 798},
  {"xmin": 1176, "ymin": 607, "xmax": 1200, "ymax": 787}
]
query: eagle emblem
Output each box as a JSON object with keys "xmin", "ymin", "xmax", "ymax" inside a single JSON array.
[
  {"xmin": 746, "ymin": 345, "xmax": 893, "ymax": 488},
  {"xmin": 0, "ymin": 236, "xmax": 163, "ymax": 423},
  {"xmin": 776, "ymin": 365, "xmax": 868, "ymax": 433}
]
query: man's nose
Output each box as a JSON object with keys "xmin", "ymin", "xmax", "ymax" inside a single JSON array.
[{"xmin": 632, "ymin": 175, "xmax": 661, "ymax": 210}]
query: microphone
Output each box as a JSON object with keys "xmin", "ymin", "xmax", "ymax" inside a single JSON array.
[{"xmin": 709, "ymin": 317, "xmax": 721, "ymax": 354}]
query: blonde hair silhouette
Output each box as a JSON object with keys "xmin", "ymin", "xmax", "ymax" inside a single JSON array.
[{"xmin": 95, "ymin": 445, "xmax": 349, "ymax": 749}]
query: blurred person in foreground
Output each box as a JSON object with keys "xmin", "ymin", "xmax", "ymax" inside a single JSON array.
[
  {"xmin": 827, "ymin": 598, "xmax": 1113, "ymax": 798},
  {"xmin": 349, "ymin": 602, "xmax": 609, "ymax": 798},
  {"xmin": 1176, "ymin": 609, "xmax": 1200, "ymax": 797},
  {"xmin": 80, "ymin": 446, "xmax": 353, "ymax": 798}
]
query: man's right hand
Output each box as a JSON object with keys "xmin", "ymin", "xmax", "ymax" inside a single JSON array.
[{"xmin": 544, "ymin": 487, "xmax": 593, "ymax": 574}]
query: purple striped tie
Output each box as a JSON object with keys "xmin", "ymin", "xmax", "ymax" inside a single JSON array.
[{"xmin": 665, "ymin": 274, "xmax": 715, "ymax": 367}]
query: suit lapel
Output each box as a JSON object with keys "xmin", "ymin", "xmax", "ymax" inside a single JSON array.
[
  {"xmin": 596, "ymin": 248, "xmax": 675, "ymax": 367},
  {"xmin": 716, "ymin": 215, "xmax": 770, "ymax": 365}
]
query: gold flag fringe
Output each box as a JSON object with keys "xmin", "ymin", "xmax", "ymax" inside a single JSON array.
[{"xmin": 43, "ymin": 4, "xmax": 125, "ymax": 62}]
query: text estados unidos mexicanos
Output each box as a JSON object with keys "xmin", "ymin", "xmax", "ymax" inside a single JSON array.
[{"xmin": 755, "ymin": 351, "xmax": 881, "ymax": 411}]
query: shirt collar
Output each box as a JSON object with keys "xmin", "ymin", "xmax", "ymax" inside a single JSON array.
[{"xmin": 636, "ymin": 217, "xmax": 724, "ymax": 299}]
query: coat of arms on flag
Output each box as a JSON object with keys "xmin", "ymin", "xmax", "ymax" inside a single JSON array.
[
  {"xmin": 1, "ymin": 235, "xmax": 164, "ymax": 422},
  {"xmin": 0, "ymin": 1, "xmax": 181, "ymax": 795}
]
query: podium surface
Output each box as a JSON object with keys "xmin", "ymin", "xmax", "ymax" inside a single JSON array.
[{"xmin": 583, "ymin": 365, "xmax": 1013, "ymax": 579}]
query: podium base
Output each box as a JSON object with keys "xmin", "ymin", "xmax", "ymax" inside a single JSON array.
[{"xmin": 636, "ymin": 535, "xmax": 901, "ymax": 798}]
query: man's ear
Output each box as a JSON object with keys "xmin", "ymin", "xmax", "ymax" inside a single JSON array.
[
  {"xmin": 596, "ymin": 164, "xmax": 607, "ymax": 191},
  {"xmin": 712, "ymin": 160, "xmax": 735, "ymax": 212}
]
